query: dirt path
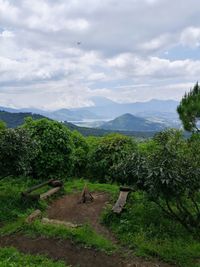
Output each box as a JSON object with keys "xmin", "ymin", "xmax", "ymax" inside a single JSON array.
[
  {"xmin": 47, "ymin": 191, "xmax": 116, "ymax": 242},
  {"xmin": 0, "ymin": 235, "xmax": 173, "ymax": 267},
  {"xmin": 0, "ymin": 192, "xmax": 175, "ymax": 267}
]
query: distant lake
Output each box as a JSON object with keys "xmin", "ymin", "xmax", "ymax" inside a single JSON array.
[{"xmin": 68, "ymin": 118, "xmax": 112, "ymax": 128}]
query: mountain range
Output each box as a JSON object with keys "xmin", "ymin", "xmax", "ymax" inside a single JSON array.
[
  {"xmin": 0, "ymin": 98, "xmax": 180, "ymax": 128},
  {"xmin": 0, "ymin": 110, "xmax": 157, "ymax": 138}
]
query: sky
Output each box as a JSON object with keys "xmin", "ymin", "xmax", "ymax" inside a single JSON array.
[{"xmin": 0, "ymin": 0, "xmax": 200, "ymax": 110}]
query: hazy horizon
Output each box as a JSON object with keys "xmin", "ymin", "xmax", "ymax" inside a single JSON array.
[{"xmin": 0, "ymin": 97, "xmax": 179, "ymax": 112}]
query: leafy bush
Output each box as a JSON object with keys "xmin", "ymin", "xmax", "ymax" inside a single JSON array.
[
  {"xmin": 71, "ymin": 130, "xmax": 89, "ymax": 177},
  {"xmin": 143, "ymin": 130, "xmax": 200, "ymax": 233},
  {"xmin": 111, "ymin": 152, "xmax": 146, "ymax": 186},
  {"xmin": 23, "ymin": 118, "xmax": 74, "ymax": 179},
  {"xmin": 0, "ymin": 128, "xmax": 37, "ymax": 179},
  {"xmin": 87, "ymin": 134, "xmax": 137, "ymax": 183}
]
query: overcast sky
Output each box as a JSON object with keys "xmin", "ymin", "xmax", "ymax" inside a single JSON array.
[{"xmin": 0, "ymin": 0, "xmax": 200, "ymax": 110}]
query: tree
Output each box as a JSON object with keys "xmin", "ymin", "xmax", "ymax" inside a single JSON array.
[
  {"xmin": 177, "ymin": 82, "xmax": 200, "ymax": 132},
  {"xmin": 0, "ymin": 128, "xmax": 37, "ymax": 179},
  {"xmin": 23, "ymin": 118, "xmax": 74, "ymax": 179},
  {"xmin": 139, "ymin": 129, "xmax": 200, "ymax": 233},
  {"xmin": 115, "ymin": 129, "xmax": 200, "ymax": 233}
]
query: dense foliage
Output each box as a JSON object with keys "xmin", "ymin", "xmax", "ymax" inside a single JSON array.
[
  {"xmin": 177, "ymin": 82, "xmax": 200, "ymax": 132},
  {"xmin": 87, "ymin": 134, "xmax": 137, "ymax": 182},
  {"xmin": 113, "ymin": 129, "xmax": 200, "ymax": 233},
  {"xmin": 71, "ymin": 130, "xmax": 89, "ymax": 177},
  {"xmin": 23, "ymin": 118, "xmax": 74, "ymax": 179},
  {"xmin": 0, "ymin": 128, "xmax": 37, "ymax": 179}
]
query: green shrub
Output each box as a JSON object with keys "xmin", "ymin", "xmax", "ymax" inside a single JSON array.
[
  {"xmin": 71, "ymin": 130, "xmax": 89, "ymax": 177},
  {"xmin": 112, "ymin": 129, "xmax": 200, "ymax": 233},
  {"xmin": 0, "ymin": 128, "xmax": 38, "ymax": 178},
  {"xmin": 23, "ymin": 118, "xmax": 74, "ymax": 179},
  {"xmin": 87, "ymin": 133, "xmax": 137, "ymax": 183}
]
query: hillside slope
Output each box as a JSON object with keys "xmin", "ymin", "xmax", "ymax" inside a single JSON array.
[
  {"xmin": 0, "ymin": 110, "xmax": 156, "ymax": 138},
  {"xmin": 0, "ymin": 111, "xmax": 45, "ymax": 128},
  {"xmin": 100, "ymin": 113, "xmax": 165, "ymax": 131}
]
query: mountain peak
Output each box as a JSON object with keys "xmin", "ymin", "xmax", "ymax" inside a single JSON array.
[
  {"xmin": 90, "ymin": 96, "xmax": 117, "ymax": 107},
  {"xmin": 100, "ymin": 113, "xmax": 165, "ymax": 132}
]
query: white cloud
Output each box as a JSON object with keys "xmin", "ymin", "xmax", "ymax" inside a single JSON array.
[
  {"xmin": 0, "ymin": 30, "xmax": 14, "ymax": 38},
  {"xmin": 140, "ymin": 34, "xmax": 173, "ymax": 52},
  {"xmin": 0, "ymin": 0, "xmax": 200, "ymax": 109},
  {"xmin": 180, "ymin": 27, "xmax": 200, "ymax": 48},
  {"xmin": 107, "ymin": 53, "xmax": 200, "ymax": 80},
  {"xmin": 0, "ymin": 0, "xmax": 19, "ymax": 23}
]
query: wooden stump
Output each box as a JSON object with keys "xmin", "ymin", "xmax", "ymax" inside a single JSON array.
[{"xmin": 78, "ymin": 185, "xmax": 94, "ymax": 204}]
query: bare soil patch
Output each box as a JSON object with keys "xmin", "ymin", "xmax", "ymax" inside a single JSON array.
[
  {"xmin": 0, "ymin": 235, "xmax": 173, "ymax": 267},
  {"xmin": 47, "ymin": 191, "xmax": 114, "ymax": 241}
]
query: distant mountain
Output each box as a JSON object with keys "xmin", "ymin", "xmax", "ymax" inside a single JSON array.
[
  {"xmin": 63, "ymin": 121, "xmax": 156, "ymax": 138},
  {"xmin": 0, "ymin": 106, "xmax": 100, "ymax": 122},
  {"xmin": 90, "ymin": 96, "xmax": 117, "ymax": 107},
  {"xmin": 72, "ymin": 98, "xmax": 179, "ymax": 121},
  {"xmin": 100, "ymin": 113, "xmax": 166, "ymax": 131},
  {"xmin": 0, "ymin": 98, "xmax": 180, "ymax": 125},
  {"xmin": 44, "ymin": 109, "xmax": 100, "ymax": 121},
  {"xmin": 0, "ymin": 110, "xmax": 156, "ymax": 138},
  {"xmin": 135, "ymin": 111, "xmax": 181, "ymax": 128},
  {"xmin": 0, "ymin": 110, "xmax": 46, "ymax": 128}
]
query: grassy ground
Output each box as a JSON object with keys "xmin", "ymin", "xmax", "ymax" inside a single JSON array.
[
  {"xmin": 0, "ymin": 247, "xmax": 67, "ymax": 267},
  {"xmin": 64, "ymin": 177, "xmax": 118, "ymax": 196},
  {"xmin": 0, "ymin": 176, "xmax": 47, "ymax": 224},
  {"xmin": 102, "ymin": 192, "xmax": 200, "ymax": 267},
  {"xmin": 0, "ymin": 176, "xmax": 117, "ymax": 225},
  {"xmin": 0, "ymin": 176, "xmax": 115, "ymax": 254},
  {"xmin": 0, "ymin": 220, "xmax": 115, "ymax": 253},
  {"xmin": 1, "ymin": 176, "xmax": 200, "ymax": 266}
]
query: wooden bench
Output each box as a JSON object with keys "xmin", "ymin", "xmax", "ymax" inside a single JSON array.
[{"xmin": 112, "ymin": 187, "xmax": 133, "ymax": 214}]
